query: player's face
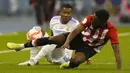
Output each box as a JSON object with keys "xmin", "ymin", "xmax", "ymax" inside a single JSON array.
[
  {"xmin": 92, "ymin": 15, "xmax": 106, "ymax": 29},
  {"xmin": 60, "ymin": 7, "xmax": 72, "ymax": 24}
]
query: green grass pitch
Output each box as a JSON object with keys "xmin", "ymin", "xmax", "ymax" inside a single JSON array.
[{"xmin": 0, "ymin": 27, "xmax": 130, "ymax": 73}]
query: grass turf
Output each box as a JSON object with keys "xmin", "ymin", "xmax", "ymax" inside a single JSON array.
[{"xmin": 0, "ymin": 27, "xmax": 130, "ymax": 73}]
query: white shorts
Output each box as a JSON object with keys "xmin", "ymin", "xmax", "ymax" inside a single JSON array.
[{"xmin": 45, "ymin": 48, "xmax": 73, "ymax": 64}]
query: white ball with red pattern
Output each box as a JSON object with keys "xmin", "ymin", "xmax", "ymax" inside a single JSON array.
[{"xmin": 27, "ymin": 26, "xmax": 43, "ymax": 40}]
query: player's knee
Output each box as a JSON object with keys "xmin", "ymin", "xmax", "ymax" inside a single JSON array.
[
  {"xmin": 69, "ymin": 59, "xmax": 82, "ymax": 68},
  {"xmin": 49, "ymin": 36, "xmax": 65, "ymax": 47},
  {"xmin": 35, "ymin": 37, "xmax": 49, "ymax": 46},
  {"xmin": 36, "ymin": 37, "xmax": 57, "ymax": 46},
  {"xmin": 41, "ymin": 44, "xmax": 56, "ymax": 53}
]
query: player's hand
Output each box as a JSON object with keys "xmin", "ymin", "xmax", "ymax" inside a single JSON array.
[
  {"xmin": 117, "ymin": 65, "xmax": 121, "ymax": 71},
  {"xmin": 61, "ymin": 43, "xmax": 70, "ymax": 49}
]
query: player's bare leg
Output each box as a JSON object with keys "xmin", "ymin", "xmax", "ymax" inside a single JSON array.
[{"xmin": 60, "ymin": 52, "xmax": 86, "ymax": 69}]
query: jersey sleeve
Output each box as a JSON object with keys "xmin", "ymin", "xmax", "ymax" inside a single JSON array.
[
  {"xmin": 72, "ymin": 19, "xmax": 80, "ymax": 30},
  {"xmin": 76, "ymin": 20, "xmax": 80, "ymax": 25},
  {"xmin": 49, "ymin": 17, "xmax": 54, "ymax": 30},
  {"xmin": 107, "ymin": 22, "xmax": 119, "ymax": 44},
  {"xmin": 80, "ymin": 16, "xmax": 92, "ymax": 27}
]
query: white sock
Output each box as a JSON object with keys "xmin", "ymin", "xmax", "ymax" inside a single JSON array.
[
  {"xmin": 32, "ymin": 40, "xmax": 37, "ymax": 46},
  {"xmin": 30, "ymin": 47, "xmax": 38, "ymax": 59},
  {"xmin": 88, "ymin": 58, "xmax": 91, "ymax": 60},
  {"xmin": 20, "ymin": 44, "xmax": 25, "ymax": 49},
  {"xmin": 33, "ymin": 44, "xmax": 57, "ymax": 63}
]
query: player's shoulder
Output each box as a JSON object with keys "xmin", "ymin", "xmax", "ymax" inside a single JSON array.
[
  {"xmin": 70, "ymin": 17, "xmax": 79, "ymax": 23},
  {"xmin": 107, "ymin": 21, "xmax": 116, "ymax": 28},
  {"xmin": 80, "ymin": 15, "xmax": 93, "ymax": 25},
  {"xmin": 51, "ymin": 16, "xmax": 60, "ymax": 21},
  {"xmin": 83, "ymin": 15, "xmax": 93, "ymax": 19},
  {"xmin": 107, "ymin": 21, "xmax": 117, "ymax": 30},
  {"xmin": 52, "ymin": 16, "xmax": 60, "ymax": 19}
]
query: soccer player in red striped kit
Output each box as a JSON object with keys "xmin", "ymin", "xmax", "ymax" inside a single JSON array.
[{"xmin": 7, "ymin": 9, "xmax": 121, "ymax": 70}]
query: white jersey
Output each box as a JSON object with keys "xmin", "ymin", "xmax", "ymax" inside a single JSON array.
[
  {"xmin": 20, "ymin": 19, "xmax": 78, "ymax": 66},
  {"xmin": 45, "ymin": 48, "xmax": 73, "ymax": 64},
  {"xmin": 45, "ymin": 16, "xmax": 79, "ymax": 64},
  {"xmin": 50, "ymin": 16, "xmax": 79, "ymax": 36}
]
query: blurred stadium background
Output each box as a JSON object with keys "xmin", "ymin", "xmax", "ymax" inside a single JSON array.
[
  {"xmin": 0, "ymin": 0, "xmax": 130, "ymax": 33},
  {"xmin": 0, "ymin": 0, "xmax": 130, "ymax": 73}
]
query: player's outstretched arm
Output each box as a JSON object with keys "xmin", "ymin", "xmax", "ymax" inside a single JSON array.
[
  {"xmin": 62, "ymin": 24, "xmax": 85, "ymax": 49},
  {"xmin": 112, "ymin": 44, "xmax": 122, "ymax": 70}
]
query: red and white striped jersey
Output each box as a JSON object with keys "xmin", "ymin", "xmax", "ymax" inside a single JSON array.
[{"xmin": 80, "ymin": 15, "xmax": 119, "ymax": 52}]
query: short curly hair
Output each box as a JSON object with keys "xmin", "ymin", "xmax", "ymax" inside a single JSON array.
[
  {"xmin": 61, "ymin": 4, "xmax": 72, "ymax": 9},
  {"xmin": 95, "ymin": 9, "xmax": 110, "ymax": 21}
]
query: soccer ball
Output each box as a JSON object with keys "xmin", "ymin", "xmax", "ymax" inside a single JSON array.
[{"xmin": 27, "ymin": 26, "xmax": 43, "ymax": 40}]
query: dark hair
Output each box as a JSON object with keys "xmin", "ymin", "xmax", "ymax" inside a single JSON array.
[
  {"xmin": 95, "ymin": 9, "xmax": 109, "ymax": 21},
  {"xmin": 61, "ymin": 4, "xmax": 72, "ymax": 9}
]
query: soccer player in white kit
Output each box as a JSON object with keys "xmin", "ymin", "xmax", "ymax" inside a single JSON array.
[{"xmin": 18, "ymin": 4, "xmax": 79, "ymax": 65}]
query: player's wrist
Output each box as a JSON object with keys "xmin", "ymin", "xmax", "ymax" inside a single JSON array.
[{"xmin": 65, "ymin": 40, "xmax": 70, "ymax": 44}]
